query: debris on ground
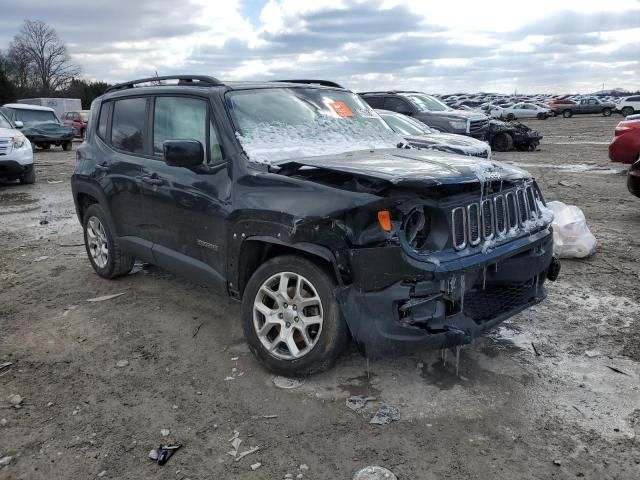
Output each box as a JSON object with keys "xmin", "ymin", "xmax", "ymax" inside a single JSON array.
[
  {"xmin": 39, "ymin": 219, "xmax": 49, "ymax": 225},
  {"xmin": 227, "ymin": 430, "xmax": 260, "ymax": 462},
  {"xmin": 160, "ymin": 428, "xmax": 170, "ymax": 437},
  {"xmin": 0, "ymin": 456, "xmax": 12, "ymax": 467},
  {"xmin": 7, "ymin": 394, "xmax": 23, "ymax": 408},
  {"xmin": 86, "ymin": 293, "xmax": 125, "ymax": 302},
  {"xmin": 584, "ymin": 349, "xmax": 600, "ymax": 358},
  {"xmin": 250, "ymin": 462, "xmax": 262, "ymax": 470},
  {"xmin": 0, "ymin": 419, "xmax": 7, "ymax": 426},
  {"xmin": 273, "ymin": 376, "xmax": 304, "ymax": 389},
  {"xmin": 115, "ymin": 360, "xmax": 129, "ymax": 368},
  {"xmin": 606, "ymin": 365, "xmax": 630, "ymax": 376},
  {"xmin": 553, "ymin": 459, "xmax": 562, "ymax": 466},
  {"xmin": 352, "ymin": 465, "xmax": 398, "ymax": 480},
  {"xmin": 547, "ymin": 201, "xmax": 597, "ymax": 258},
  {"xmin": 97, "ymin": 470, "xmax": 106, "ymax": 477},
  {"xmin": 346, "ymin": 395, "xmax": 377, "ymax": 412},
  {"xmin": 148, "ymin": 444, "xmax": 181, "ymax": 466},
  {"xmin": 369, "ymin": 406, "xmax": 400, "ymax": 425},
  {"xmin": 0, "ymin": 362, "xmax": 12, "ymax": 377},
  {"xmin": 235, "ymin": 446, "xmax": 260, "ymax": 462},
  {"xmin": 34, "ymin": 256, "xmax": 50, "ymax": 262},
  {"xmin": 299, "ymin": 464, "xmax": 309, "ymax": 471}
]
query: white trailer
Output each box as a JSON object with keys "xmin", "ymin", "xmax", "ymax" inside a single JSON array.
[{"xmin": 17, "ymin": 98, "xmax": 82, "ymax": 121}]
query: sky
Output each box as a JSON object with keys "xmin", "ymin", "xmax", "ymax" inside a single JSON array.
[{"xmin": 1, "ymin": 0, "xmax": 639, "ymax": 94}]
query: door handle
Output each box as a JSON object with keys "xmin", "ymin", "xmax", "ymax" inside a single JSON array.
[
  {"xmin": 142, "ymin": 175, "xmax": 163, "ymax": 186},
  {"xmin": 95, "ymin": 161, "xmax": 110, "ymax": 172}
]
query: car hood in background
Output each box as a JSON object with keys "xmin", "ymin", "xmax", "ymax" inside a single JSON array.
[
  {"xmin": 415, "ymin": 110, "xmax": 488, "ymax": 122},
  {"xmin": 404, "ymin": 133, "xmax": 490, "ymax": 157},
  {"xmin": 274, "ymin": 148, "xmax": 528, "ymax": 187},
  {"xmin": 21, "ymin": 122, "xmax": 74, "ymax": 139}
]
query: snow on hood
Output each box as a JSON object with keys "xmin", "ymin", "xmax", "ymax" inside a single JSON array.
[
  {"xmin": 236, "ymin": 117, "xmax": 405, "ymax": 165},
  {"xmin": 407, "ymin": 132, "xmax": 490, "ymax": 157},
  {"xmin": 0, "ymin": 127, "xmax": 22, "ymax": 138},
  {"xmin": 274, "ymin": 148, "xmax": 530, "ymax": 187}
]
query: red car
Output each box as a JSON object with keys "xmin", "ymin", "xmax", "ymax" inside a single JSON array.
[
  {"xmin": 62, "ymin": 110, "xmax": 90, "ymax": 138},
  {"xmin": 609, "ymin": 118, "xmax": 640, "ymax": 165}
]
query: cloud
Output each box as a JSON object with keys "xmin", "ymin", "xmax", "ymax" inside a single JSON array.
[{"xmin": 1, "ymin": 0, "xmax": 639, "ymax": 93}]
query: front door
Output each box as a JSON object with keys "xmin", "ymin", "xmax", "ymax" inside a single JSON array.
[{"xmin": 139, "ymin": 95, "xmax": 231, "ymax": 291}]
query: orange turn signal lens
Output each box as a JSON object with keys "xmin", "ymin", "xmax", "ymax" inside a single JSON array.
[{"xmin": 377, "ymin": 210, "xmax": 392, "ymax": 232}]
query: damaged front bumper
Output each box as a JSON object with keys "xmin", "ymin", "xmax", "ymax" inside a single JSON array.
[{"xmin": 337, "ymin": 228, "xmax": 559, "ymax": 357}]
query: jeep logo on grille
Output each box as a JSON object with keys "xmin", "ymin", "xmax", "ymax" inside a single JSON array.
[{"xmin": 485, "ymin": 171, "xmax": 502, "ymax": 181}]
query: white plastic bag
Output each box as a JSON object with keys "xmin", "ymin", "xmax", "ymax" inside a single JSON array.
[{"xmin": 547, "ymin": 201, "xmax": 597, "ymax": 258}]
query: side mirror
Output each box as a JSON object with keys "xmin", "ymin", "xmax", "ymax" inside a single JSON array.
[
  {"xmin": 14, "ymin": 120, "xmax": 24, "ymax": 129},
  {"xmin": 163, "ymin": 140, "xmax": 203, "ymax": 168}
]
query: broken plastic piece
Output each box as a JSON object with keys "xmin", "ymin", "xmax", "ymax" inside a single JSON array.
[
  {"xmin": 353, "ymin": 465, "xmax": 397, "ymax": 480},
  {"xmin": 346, "ymin": 395, "xmax": 376, "ymax": 412},
  {"xmin": 156, "ymin": 444, "xmax": 181, "ymax": 466}
]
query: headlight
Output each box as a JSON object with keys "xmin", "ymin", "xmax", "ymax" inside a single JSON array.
[
  {"xmin": 448, "ymin": 120, "xmax": 468, "ymax": 132},
  {"xmin": 403, "ymin": 207, "xmax": 430, "ymax": 250},
  {"xmin": 12, "ymin": 134, "xmax": 27, "ymax": 149}
]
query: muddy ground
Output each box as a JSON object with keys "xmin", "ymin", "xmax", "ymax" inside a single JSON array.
[{"xmin": 1, "ymin": 115, "xmax": 639, "ymax": 480}]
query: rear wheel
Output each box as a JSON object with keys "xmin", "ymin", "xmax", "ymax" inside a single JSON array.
[
  {"xmin": 621, "ymin": 107, "xmax": 634, "ymax": 117},
  {"xmin": 82, "ymin": 204, "xmax": 134, "ymax": 279},
  {"xmin": 562, "ymin": 110, "xmax": 573, "ymax": 118},
  {"xmin": 62, "ymin": 141, "xmax": 72, "ymax": 151},
  {"xmin": 506, "ymin": 113, "xmax": 515, "ymax": 121},
  {"xmin": 536, "ymin": 112, "xmax": 547, "ymax": 120},
  {"xmin": 491, "ymin": 132, "xmax": 514, "ymax": 152},
  {"xmin": 602, "ymin": 108, "xmax": 612, "ymax": 117},
  {"xmin": 241, "ymin": 255, "xmax": 349, "ymax": 375}
]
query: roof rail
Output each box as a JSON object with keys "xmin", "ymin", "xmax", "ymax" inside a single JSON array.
[
  {"xmin": 105, "ymin": 75, "xmax": 223, "ymax": 93},
  {"xmin": 271, "ymin": 79, "xmax": 345, "ymax": 89}
]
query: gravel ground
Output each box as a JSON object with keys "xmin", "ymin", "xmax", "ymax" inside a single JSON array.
[{"xmin": 1, "ymin": 115, "xmax": 639, "ymax": 480}]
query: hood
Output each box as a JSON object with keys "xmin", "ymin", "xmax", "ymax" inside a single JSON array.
[
  {"xmin": 274, "ymin": 148, "xmax": 529, "ymax": 187},
  {"xmin": 22, "ymin": 122, "xmax": 74, "ymax": 137},
  {"xmin": 405, "ymin": 132, "xmax": 489, "ymax": 152},
  {"xmin": 0, "ymin": 127, "xmax": 21, "ymax": 138},
  {"xmin": 415, "ymin": 110, "xmax": 487, "ymax": 122}
]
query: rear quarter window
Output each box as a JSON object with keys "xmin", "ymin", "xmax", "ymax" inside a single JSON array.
[{"xmin": 97, "ymin": 102, "xmax": 110, "ymax": 140}]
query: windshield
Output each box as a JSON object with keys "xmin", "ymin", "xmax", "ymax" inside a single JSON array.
[
  {"xmin": 0, "ymin": 112, "xmax": 12, "ymax": 129},
  {"xmin": 12, "ymin": 108, "xmax": 59, "ymax": 126},
  {"xmin": 227, "ymin": 87, "xmax": 403, "ymax": 164},
  {"xmin": 378, "ymin": 111, "xmax": 430, "ymax": 136},
  {"xmin": 402, "ymin": 93, "xmax": 449, "ymax": 112}
]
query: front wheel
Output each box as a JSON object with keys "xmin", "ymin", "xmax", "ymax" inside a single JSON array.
[
  {"xmin": 562, "ymin": 110, "xmax": 573, "ymax": 118},
  {"xmin": 82, "ymin": 204, "xmax": 134, "ymax": 279},
  {"xmin": 506, "ymin": 113, "xmax": 515, "ymax": 121},
  {"xmin": 602, "ymin": 108, "xmax": 612, "ymax": 117},
  {"xmin": 20, "ymin": 166, "xmax": 36, "ymax": 184},
  {"xmin": 621, "ymin": 107, "xmax": 634, "ymax": 117},
  {"xmin": 241, "ymin": 255, "xmax": 349, "ymax": 375},
  {"xmin": 491, "ymin": 132, "xmax": 514, "ymax": 152},
  {"xmin": 536, "ymin": 112, "xmax": 547, "ymax": 120}
]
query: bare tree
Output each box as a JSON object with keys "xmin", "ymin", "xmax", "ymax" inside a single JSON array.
[{"xmin": 9, "ymin": 20, "xmax": 80, "ymax": 94}]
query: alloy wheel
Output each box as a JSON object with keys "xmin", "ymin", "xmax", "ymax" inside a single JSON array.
[
  {"xmin": 253, "ymin": 271, "xmax": 324, "ymax": 360},
  {"xmin": 86, "ymin": 216, "xmax": 109, "ymax": 268}
]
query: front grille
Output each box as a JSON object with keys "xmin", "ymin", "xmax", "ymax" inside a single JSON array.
[
  {"xmin": 464, "ymin": 281, "xmax": 537, "ymax": 324},
  {"xmin": 450, "ymin": 184, "xmax": 545, "ymax": 250},
  {"xmin": 0, "ymin": 138, "xmax": 11, "ymax": 156},
  {"xmin": 469, "ymin": 118, "xmax": 490, "ymax": 138}
]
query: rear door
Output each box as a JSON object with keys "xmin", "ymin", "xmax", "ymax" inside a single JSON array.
[
  {"xmin": 95, "ymin": 97, "xmax": 151, "ymax": 256},
  {"xmin": 138, "ymin": 95, "xmax": 230, "ymax": 291}
]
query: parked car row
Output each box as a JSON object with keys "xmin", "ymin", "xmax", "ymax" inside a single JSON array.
[
  {"xmin": 0, "ymin": 103, "xmax": 74, "ymax": 151},
  {"xmin": 0, "ymin": 109, "xmax": 35, "ymax": 184},
  {"xmin": 608, "ymin": 113, "xmax": 640, "ymax": 199}
]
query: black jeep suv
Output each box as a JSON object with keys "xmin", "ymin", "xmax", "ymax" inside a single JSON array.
[{"xmin": 72, "ymin": 75, "xmax": 560, "ymax": 375}]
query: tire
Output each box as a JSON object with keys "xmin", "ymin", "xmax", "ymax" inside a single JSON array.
[
  {"xmin": 81, "ymin": 129, "xmax": 86, "ymax": 139},
  {"xmin": 562, "ymin": 110, "xmax": 573, "ymax": 118},
  {"xmin": 82, "ymin": 204, "xmax": 135, "ymax": 279},
  {"xmin": 20, "ymin": 166, "xmax": 36, "ymax": 184},
  {"xmin": 506, "ymin": 113, "xmax": 515, "ymax": 121},
  {"xmin": 602, "ymin": 108, "xmax": 612, "ymax": 117},
  {"xmin": 62, "ymin": 141, "xmax": 72, "ymax": 151},
  {"xmin": 39, "ymin": 143, "xmax": 51, "ymax": 150},
  {"xmin": 536, "ymin": 112, "xmax": 546, "ymax": 120},
  {"xmin": 491, "ymin": 132, "xmax": 514, "ymax": 152},
  {"xmin": 241, "ymin": 255, "xmax": 349, "ymax": 375},
  {"xmin": 621, "ymin": 107, "xmax": 634, "ymax": 117}
]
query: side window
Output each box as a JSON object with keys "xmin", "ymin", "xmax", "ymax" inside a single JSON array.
[
  {"xmin": 363, "ymin": 96, "xmax": 384, "ymax": 109},
  {"xmin": 589, "ymin": 99, "xmax": 597, "ymax": 105},
  {"xmin": 153, "ymin": 96, "xmax": 207, "ymax": 159},
  {"xmin": 97, "ymin": 102, "xmax": 110, "ymax": 140},
  {"xmin": 112, "ymin": 98, "xmax": 147, "ymax": 154},
  {"xmin": 74, "ymin": 113, "xmax": 81, "ymax": 121},
  {"xmin": 629, "ymin": 96, "xmax": 640, "ymax": 102},
  {"xmin": 384, "ymin": 97, "xmax": 412, "ymax": 113}
]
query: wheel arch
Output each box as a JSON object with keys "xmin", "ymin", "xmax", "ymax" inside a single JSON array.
[{"xmin": 235, "ymin": 237, "xmax": 343, "ymax": 300}]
